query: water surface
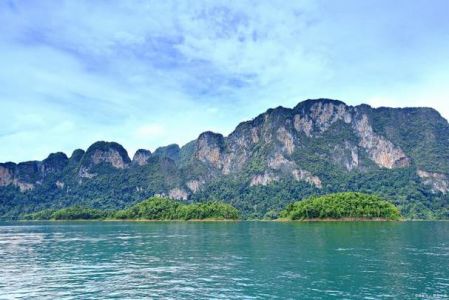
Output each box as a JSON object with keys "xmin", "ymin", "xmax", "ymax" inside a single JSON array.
[{"xmin": 0, "ymin": 221, "xmax": 448, "ymax": 299}]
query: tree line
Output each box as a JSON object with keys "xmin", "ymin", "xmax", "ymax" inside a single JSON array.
[{"xmin": 23, "ymin": 197, "xmax": 240, "ymax": 221}]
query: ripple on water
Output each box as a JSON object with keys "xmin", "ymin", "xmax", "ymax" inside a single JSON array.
[{"xmin": 0, "ymin": 221, "xmax": 448, "ymax": 299}]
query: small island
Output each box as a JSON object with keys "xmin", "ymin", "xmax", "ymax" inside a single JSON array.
[
  {"xmin": 23, "ymin": 192, "xmax": 401, "ymax": 222},
  {"xmin": 280, "ymin": 192, "xmax": 401, "ymax": 221},
  {"xmin": 23, "ymin": 197, "xmax": 240, "ymax": 221}
]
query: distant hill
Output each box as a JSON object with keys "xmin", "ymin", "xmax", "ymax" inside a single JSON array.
[{"xmin": 1, "ymin": 99, "xmax": 449, "ymax": 219}]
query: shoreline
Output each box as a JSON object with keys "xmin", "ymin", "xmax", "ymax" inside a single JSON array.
[
  {"xmin": 274, "ymin": 217, "xmax": 401, "ymax": 222},
  {"xmin": 104, "ymin": 218, "xmax": 240, "ymax": 222},
  {"xmin": 17, "ymin": 218, "xmax": 241, "ymax": 223},
  {"xmin": 16, "ymin": 217, "xmax": 405, "ymax": 222}
]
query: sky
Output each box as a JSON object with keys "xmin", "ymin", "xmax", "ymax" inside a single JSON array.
[{"xmin": 1, "ymin": 0, "xmax": 449, "ymax": 162}]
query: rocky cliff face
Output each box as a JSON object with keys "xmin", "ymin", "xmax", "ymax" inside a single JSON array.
[
  {"xmin": 353, "ymin": 114, "xmax": 410, "ymax": 168},
  {"xmin": 41, "ymin": 152, "xmax": 69, "ymax": 175},
  {"xmin": 81, "ymin": 141, "xmax": 131, "ymax": 169},
  {"xmin": 0, "ymin": 164, "xmax": 15, "ymax": 188},
  {"xmin": 195, "ymin": 132, "xmax": 226, "ymax": 170},
  {"xmin": 417, "ymin": 170, "xmax": 449, "ymax": 194},
  {"xmin": 0, "ymin": 152, "xmax": 69, "ymax": 192},
  {"xmin": 1, "ymin": 99, "xmax": 449, "ymax": 219},
  {"xmin": 132, "ymin": 149, "xmax": 152, "ymax": 166},
  {"xmin": 174, "ymin": 99, "xmax": 413, "ymax": 195}
]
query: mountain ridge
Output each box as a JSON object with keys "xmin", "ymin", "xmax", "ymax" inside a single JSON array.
[
  {"xmin": 1, "ymin": 98, "xmax": 449, "ymax": 219},
  {"xmin": 0, "ymin": 98, "xmax": 443, "ymax": 165}
]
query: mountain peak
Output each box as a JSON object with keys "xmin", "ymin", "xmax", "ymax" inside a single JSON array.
[
  {"xmin": 153, "ymin": 144, "xmax": 180, "ymax": 162},
  {"xmin": 70, "ymin": 149, "xmax": 85, "ymax": 163},
  {"xmin": 198, "ymin": 131, "xmax": 224, "ymax": 141},
  {"xmin": 294, "ymin": 98, "xmax": 347, "ymax": 110},
  {"xmin": 42, "ymin": 152, "xmax": 69, "ymax": 174},
  {"xmin": 132, "ymin": 149, "xmax": 152, "ymax": 166},
  {"xmin": 82, "ymin": 141, "xmax": 131, "ymax": 169}
]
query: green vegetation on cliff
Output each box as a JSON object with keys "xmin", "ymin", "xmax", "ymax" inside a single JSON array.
[
  {"xmin": 23, "ymin": 197, "xmax": 239, "ymax": 221},
  {"xmin": 280, "ymin": 192, "xmax": 401, "ymax": 220}
]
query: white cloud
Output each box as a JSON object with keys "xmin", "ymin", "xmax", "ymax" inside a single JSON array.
[{"xmin": 134, "ymin": 124, "xmax": 166, "ymax": 139}]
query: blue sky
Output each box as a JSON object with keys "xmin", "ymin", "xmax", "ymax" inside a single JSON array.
[{"xmin": 1, "ymin": 0, "xmax": 449, "ymax": 162}]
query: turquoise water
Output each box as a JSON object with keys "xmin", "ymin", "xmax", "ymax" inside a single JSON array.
[{"xmin": 0, "ymin": 221, "xmax": 448, "ymax": 299}]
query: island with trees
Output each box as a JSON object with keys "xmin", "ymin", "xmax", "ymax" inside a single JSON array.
[
  {"xmin": 23, "ymin": 197, "xmax": 240, "ymax": 221},
  {"xmin": 280, "ymin": 192, "xmax": 401, "ymax": 221},
  {"xmin": 23, "ymin": 192, "xmax": 401, "ymax": 221}
]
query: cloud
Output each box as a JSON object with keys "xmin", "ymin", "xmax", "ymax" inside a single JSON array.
[{"xmin": 134, "ymin": 124, "xmax": 166, "ymax": 139}]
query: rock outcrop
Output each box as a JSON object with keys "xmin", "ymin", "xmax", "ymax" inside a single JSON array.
[
  {"xmin": 293, "ymin": 100, "xmax": 352, "ymax": 135},
  {"xmin": 81, "ymin": 141, "xmax": 131, "ymax": 169},
  {"xmin": 132, "ymin": 149, "xmax": 152, "ymax": 166},
  {"xmin": 195, "ymin": 132, "xmax": 225, "ymax": 169},
  {"xmin": 186, "ymin": 179, "xmax": 204, "ymax": 193},
  {"xmin": 354, "ymin": 114, "xmax": 410, "ymax": 169},
  {"xmin": 292, "ymin": 169, "xmax": 322, "ymax": 188},
  {"xmin": 332, "ymin": 142, "xmax": 359, "ymax": 171},
  {"xmin": 0, "ymin": 153, "xmax": 69, "ymax": 192},
  {"xmin": 0, "ymin": 164, "xmax": 14, "ymax": 187},
  {"xmin": 41, "ymin": 152, "xmax": 69, "ymax": 175},
  {"xmin": 417, "ymin": 170, "xmax": 449, "ymax": 194},
  {"xmin": 168, "ymin": 187, "xmax": 188, "ymax": 200},
  {"xmin": 250, "ymin": 172, "xmax": 279, "ymax": 186}
]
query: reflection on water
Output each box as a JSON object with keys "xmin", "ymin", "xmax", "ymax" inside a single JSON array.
[{"xmin": 0, "ymin": 221, "xmax": 448, "ymax": 299}]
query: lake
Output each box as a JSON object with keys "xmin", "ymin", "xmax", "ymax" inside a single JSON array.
[{"xmin": 0, "ymin": 221, "xmax": 448, "ymax": 299}]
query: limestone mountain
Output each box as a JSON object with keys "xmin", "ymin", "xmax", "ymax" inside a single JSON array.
[
  {"xmin": 132, "ymin": 149, "xmax": 152, "ymax": 166},
  {"xmin": 1, "ymin": 99, "xmax": 449, "ymax": 219}
]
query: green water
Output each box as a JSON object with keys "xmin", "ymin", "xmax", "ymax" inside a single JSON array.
[{"xmin": 0, "ymin": 221, "xmax": 448, "ymax": 299}]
